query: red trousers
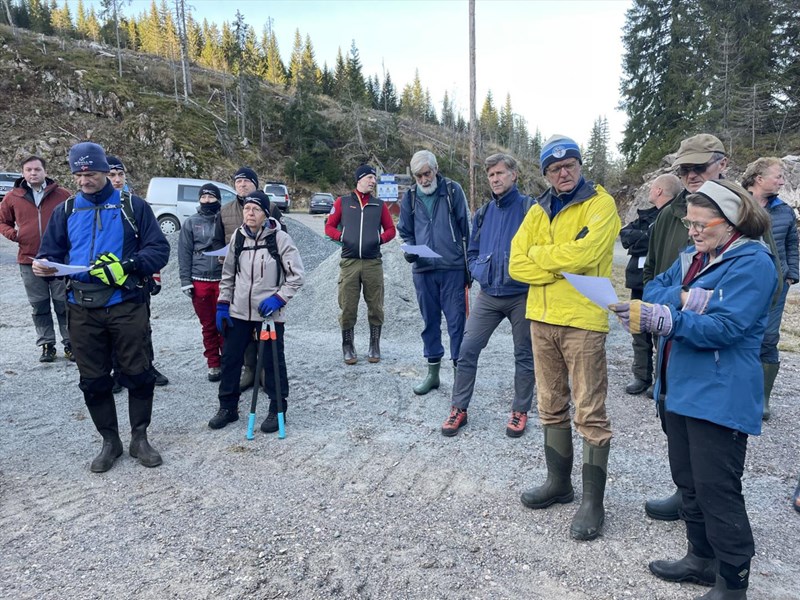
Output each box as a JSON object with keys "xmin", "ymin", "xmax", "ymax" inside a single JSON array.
[{"xmin": 192, "ymin": 280, "xmax": 222, "ymax": 368}]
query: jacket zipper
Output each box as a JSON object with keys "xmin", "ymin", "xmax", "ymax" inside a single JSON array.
[{"xmin": 358, "ymin": 199, "xmax": 365, "ymax": 259}]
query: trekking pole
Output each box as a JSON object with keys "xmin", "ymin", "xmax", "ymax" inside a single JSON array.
[
  {"xmin": 246, "ymin": 319, "xmax": 270, "ymax": 440},
  {"xmin": 462, "ymin": 235, "xmax": 471, "ymax": 318},
  {"xmin": 266, "ymin": 316, "xmax": 286, "ymax": 439}
]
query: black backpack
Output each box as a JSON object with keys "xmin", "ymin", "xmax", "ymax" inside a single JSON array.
[{"xmin": 231, "ymin": 228, "xmax": 283, "ymax": 287}]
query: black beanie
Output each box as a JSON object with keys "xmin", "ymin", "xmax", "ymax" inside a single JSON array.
[
  {"xmin": 243, "ymin": 190, "xmax": 271, "ymax": 215},
  {"xmin": 355, "ymin": 164, "xmax": 376, "ymax": 183},
  {"xmin": 199, "ymin": 182, "xmax": 221, "ymax": 201},
  {"xmin": 233, "ymin": 167, "xmax": 259, "ymax": 189},
  {"xmin": 106, "ymin": 155, "xmax": 125, "ymax": 172}
]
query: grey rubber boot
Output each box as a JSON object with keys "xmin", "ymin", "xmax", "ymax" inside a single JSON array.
[
  {"xmin": 85, "ymin": 394, "xmax": 123, "ymax": 473},
  {"xmin": 762, "ymin": 362, "xmax": 778, "ymax": 421},
  {"xmin": 413, "ymin": 360, "xmax": 441, "ymax": 395},
  {"xmin": 570, "ymin": 440, "xmax": 609, "ymax": 541},
  {"xmin": 128, "ymin": 393, "xmax": 162, "ymax": 468},
  {"xmin": 367, "ymin": 325, "xmax": 381, "ymax": 363},
  {"xmin": 521, "ymin": 426, "xmax": 574, "ymax": 509},
  {"xmin": 342, "ymin": 328, "xmax": 357, "ymax": 365}
]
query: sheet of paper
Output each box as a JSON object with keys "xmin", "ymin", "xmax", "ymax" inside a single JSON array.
[
  {"xmin": 400, "ymin": 243, "xmax": 441, "ymax": 259},
  {"xmin": 203, "ymin": 247, "xmax": 228, "ymax": 257},
  {"xmin": 562, "ymin": 272, "xmax": 619, "ymax": 309},
  {"xmin": 33, "ymin": 258, "xmax": 91, "ymax": 277},
  {"xmin": 638, "ymin": 256, "xmax": 646, "ymax": 269}
]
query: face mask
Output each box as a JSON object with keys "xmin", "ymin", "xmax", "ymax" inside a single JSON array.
[{"xmin": 199, "ymin": 201, "xmax": 221, "ymax": 215}]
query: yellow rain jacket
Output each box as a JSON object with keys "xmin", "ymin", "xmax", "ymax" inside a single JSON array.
[{"xmin": 509, "ymin": 181, "xmax": 620, "ymax": 332}]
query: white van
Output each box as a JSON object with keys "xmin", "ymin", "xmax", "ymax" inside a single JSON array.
[{"xmin": 145, "ymin": 177, "xmax": 237, "ymax": 234}]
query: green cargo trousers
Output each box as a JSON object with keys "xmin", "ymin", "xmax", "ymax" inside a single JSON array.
[{"xmin": 338, "ymin": 258, "xmax": 384, "ymax": 330}]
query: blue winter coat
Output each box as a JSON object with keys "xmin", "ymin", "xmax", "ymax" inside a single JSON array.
[
  {"xmin": 467, "ymin": 185, "xmax": 530, "ymax": 296},
  {"xmin": 766, "ymin": 197, "xmax": 799, "ymax": 282},
  {"xmin": 644, "ymin": 239, "xmax": 777, "ymax": 435},
  {"xmin": 38, "ymin": 180, "xmax": 170, "ymax": 307},
  {"xmin": 397, "ymin": 174, "xmax": 470, "ymax": 273}
]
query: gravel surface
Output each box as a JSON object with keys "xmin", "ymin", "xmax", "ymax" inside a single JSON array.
[{"xmin": 1, "ymin": 216, "xmax": 798, "ymax": 600}]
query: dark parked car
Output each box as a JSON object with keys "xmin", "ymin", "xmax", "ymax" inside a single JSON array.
[
  {"xmin": 0, "ymin": 172, "xmax": 21, "ymax": 201},
  {"xmin": 264, "ymin": 182, "xmax": 291, "ymax": 212},
  {"xmin": 309, "ymin": 192, "xmax": 335, "ymax": 214}
]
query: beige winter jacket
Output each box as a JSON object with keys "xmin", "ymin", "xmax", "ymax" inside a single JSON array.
[{"xmin": 218, "ymin": 219, "xmax": 304, "ymax": 323}]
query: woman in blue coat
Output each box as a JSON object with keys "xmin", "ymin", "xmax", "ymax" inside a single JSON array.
[{"xmin": 610, "ymin": 179, "xmax": 776, "ymax": 599}]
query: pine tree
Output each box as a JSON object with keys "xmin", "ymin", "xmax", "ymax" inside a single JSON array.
[
  {"xmin": 332, "ymin": 47, "xmax": 347, "ymax": 99},
  {"xmin": 479, "ymin": 90, "xmax": 499, "ymax": 143},
  {"xmin": 75, "ymin": 0, "xmax": 88, "ymax": 38},
  {"xmin": 28, "ymin": 0, "xmax": 52, "ymax": 33},
  {"xmin": 380, "ymin": 70, "xmax": 399, "ymax": 112},
  {"xmin": 345, "ymin": 39, "xmax": 366, "ymax": 105},
  {"xmin": 400, "ymin": 69, "xmax": 425, "ymax": 120},
  {"xmin": 366, "ymin": 75, "xmax": 380, "ymax": 109},
  {"xmin": 319, "ymin": 62, "xmax": 334, "ymax": 96},
  {"xmin": 288, "ymin": 28, "xmax": 303, "ymax": 87},
  {"xmin": 498, "ymin": 93, "xmax": 513, "ymax": 147},
  {"xmin": 441, "ymin": 90, "xmax": 455, "ymax": 129},
  {"xmin": 584, "ymin": 116, "xmax": 610, "ymax": 185},
  {"xmin": 262, "ymin": 21, "xmax": 287, "ymax": 86},
  {"xmin": 51, "ymin": 0, "xmax": 73, "ymax": 36}
]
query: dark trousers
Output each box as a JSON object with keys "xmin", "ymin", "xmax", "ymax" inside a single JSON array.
[
  {"xmin": 218, "ymin": 317, "xmax": 288, "ymax": 414},
  {"xmin": 630, "ymin": 288, "xmax": 653, "ymax": 382},
  {"xmin": 412, "ymin": 269, "xmax": 466, "ymax": 361},
  {"xmin": 665, "ymin": 411, "xmax": 754, "ymax": 567}
]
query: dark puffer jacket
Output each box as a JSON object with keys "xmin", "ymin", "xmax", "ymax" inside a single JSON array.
[
  {"xmin": 620, "ymin": 205, "xmax": 659, "ymax": 290},
  {"xmin": 766, "ymin": 197, "xmax": 799, "ymax": 282}
]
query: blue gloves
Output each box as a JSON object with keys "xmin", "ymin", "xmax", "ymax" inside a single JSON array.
[
  {"xmin": 216, "ymin": 302, "xmax": 232, "ymax": 333},
  {"xmin": 258, "ymin": 294, "xmax": 286, "ymax": 317}
]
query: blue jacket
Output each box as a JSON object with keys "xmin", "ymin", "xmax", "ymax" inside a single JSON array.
[
  {"xmin": 38, "ymin": 180, "xmax": 170, "ymax": 306},
  {"xmin": 397, "ymin": 174, "xmax": 470, "ymax": 273},
  {"xmin": 644, "ymin": 239, "xmax": 777, "ymax": 435},
  {"xmin": 468, "ymin": 185, "xmax": 530, "ymax": 296},
  {"xmin": 766, "ymin": 197, "xmax": 799, "ymax": 282}
]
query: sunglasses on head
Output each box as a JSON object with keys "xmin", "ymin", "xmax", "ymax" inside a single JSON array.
[{"xmin": 676, "ymin": 156, "xmax": 722, "ymax": 177}]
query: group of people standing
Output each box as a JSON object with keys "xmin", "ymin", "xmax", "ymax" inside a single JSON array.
[{"xmin": 3, "ymin": 131, "xmax": 797, "ymax": 599}]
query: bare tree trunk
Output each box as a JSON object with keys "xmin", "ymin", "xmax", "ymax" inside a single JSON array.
[
  {"xmin": 113, "ymin": 0, "xmax": 122, "ymax": 77},
  {"xmin": 468, "ymin": 0, "xmax": 478, "ymax": 213},
  {"xmin": 174, "ymin": 0, "xmax": 192, "ymax": 102},
  {"xmin": 2, "ymin": 0, "xmax": 14, "ymax": 27}
]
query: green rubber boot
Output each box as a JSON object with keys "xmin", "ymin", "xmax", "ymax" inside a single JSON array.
[
  {"xmin": 521, "ymin": 425, "xmax": 574, "ymax": 509},
  {"xmin": 570, "ymin": 440, "xmax": 610, "ymax": 541},
  {"xmin": 413, "ymin": 360, "xmax": 441, "ymax": 395},
  {"xmin": 762, "ymin": 362, "xmax": 778, "ymax": 421}
]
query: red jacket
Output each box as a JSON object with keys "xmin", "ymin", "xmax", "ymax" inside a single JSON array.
[{"xmin": 0, "ymin": 178, "xmax": 71, "ymax": 264}]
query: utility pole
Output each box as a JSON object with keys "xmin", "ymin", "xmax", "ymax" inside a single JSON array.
[{"xmin": 468, "ymin": 0, "xmax": 477, "ymax": 212}]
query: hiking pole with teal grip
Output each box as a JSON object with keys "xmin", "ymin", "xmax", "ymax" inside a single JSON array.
[
  {"xmin": 266, "ymin": 317, "xmax": 286, "ymax": 439},
  {"xmin": 246, "ymin": 318, "xmax": 270, "ymax": 440}
]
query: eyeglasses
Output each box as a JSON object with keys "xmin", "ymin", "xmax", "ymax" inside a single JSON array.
[
  {"xmin": 676, "ymin": 157, "xmax": 722, "ymax": 177},
  {"xmin": 681, "ymin": 217, "xmax": 725, "ymax": 232},
  {"xmin": 546, "ymin": 161, "xmax": 580, "ymax": 176}
]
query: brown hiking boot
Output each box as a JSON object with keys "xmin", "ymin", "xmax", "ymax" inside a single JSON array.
[
  {"xmin": 441, "ymin": 407, "xmax": 467, "ymax": 437},
  {"xmin": 506, "ymin": 411, "xmax": 528, "ymax": 438}
]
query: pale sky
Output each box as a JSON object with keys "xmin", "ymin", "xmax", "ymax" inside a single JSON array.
[{"xmin": 77, "ymin": 0, "xmax": 631, "ymax": 154}]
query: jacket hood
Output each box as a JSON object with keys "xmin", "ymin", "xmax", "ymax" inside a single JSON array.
[{"xmin": 13, "ymin": 176, "xmax": 58, "ymax": 192}]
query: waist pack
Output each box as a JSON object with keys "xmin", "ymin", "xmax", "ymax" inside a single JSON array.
[{"xmin": 69, "ymin": 280, "xmax": 117, "ymax": 307}]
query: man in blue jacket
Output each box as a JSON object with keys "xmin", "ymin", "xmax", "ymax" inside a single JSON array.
[
  {"xmin": 33, "ymin": 142, "xmax": 170, "ymax": 473},
  {"xmin": 398, "ymin": 150, "xmax": 470, "ymax": 395},
  {"xmin": 441, "ymin": 153, "xmax": 534, "ymax": 437}
]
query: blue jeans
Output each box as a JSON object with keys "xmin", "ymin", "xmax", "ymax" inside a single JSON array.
[
  {"xmin": 412, "ymin": 269, "xmax": 467, "ymax": 361},
  {"xmin": 760, "ymin": 280, "xmax": 789, "ymax": 364}
]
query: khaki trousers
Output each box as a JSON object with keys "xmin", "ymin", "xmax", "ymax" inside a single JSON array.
[
  {"xmin": 531, "ymin": 321, "xmax": 611, "ymax": 446},
  {"xmin": 338, "ymin": 258, "xmax": 384, "ymax": 330}
]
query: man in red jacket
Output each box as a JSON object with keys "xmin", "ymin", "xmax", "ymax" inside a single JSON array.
[{"xmin": 0, "ymin": 155, "xmax": 72, "ymax": 362}]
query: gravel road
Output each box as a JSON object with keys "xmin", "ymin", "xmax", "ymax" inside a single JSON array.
[{"xmin": 1, "ymin": 216, "xmax": 798, "ymax": 600}]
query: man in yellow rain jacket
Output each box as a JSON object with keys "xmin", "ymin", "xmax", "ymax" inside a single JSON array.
[{"xmin": 509, "ymin": 134, "xmax": 620, "ymax": 542}]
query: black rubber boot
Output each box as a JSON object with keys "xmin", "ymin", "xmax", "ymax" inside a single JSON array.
[
  {"xmin": 367, "ymin": 325, "xmax": 381, "ymax": 363},
  {"xmin": 645, "ymin": 489, "xmax": 682, "ymax": 521},
  {"xmin": 240, "ymin": 341, "xmax": 257, "ymax": 391},
  {"xmin": 128, "ymin": 390, "xmax": 162, "ymax": 468},
  {"xmin": 695, "ymin": 560, "xmax": 750, "ymax": 599},
  {"xmin": 649, "ymin": 542, "xmax": 716, "ymax": 586},
  {"xmin": 570, "ymin": 440, "xmax": 609, "ymax": 541},
  {"xmin": 521, "ymin": 426, "xmax": 574, "ymax": 509},
  {"xmin": 85, "ymin": 394, "xmax": 123, "ymax": 473},
  {"xmin": 342, "ymin": 328, "xmax": 357, "ymax": 365},
  {"xmin": 762, "ymin": 362, "xmax": 778, "ymax": 421},
  {"xmin": 413, "ymin": 360, "xmax": 441, "ymax": 395}
]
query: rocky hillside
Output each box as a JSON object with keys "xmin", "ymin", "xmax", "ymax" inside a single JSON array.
[{"xmin": 0, "ymin": 25, "xmax": 547, "ymax": 208}]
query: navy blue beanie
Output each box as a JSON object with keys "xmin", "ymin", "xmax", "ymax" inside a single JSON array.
[
  {"xmin": 106, "ymin": 155, "xmax": 125, "ymax": 171},
  {"xmin": 355, "ymin": 164, "xmax": 376, "ymax": 183},
  {"xmin": 199, "ymin": 182, "xmax": 221, "ymax": 201},
  {"xmin": 243, "ymin": 190, "xmax": 271, "ymax": 214},
  {"xmin": 233, "ymin": 167, "xmax": 259, "ymax": 189},
  {"xmin": 540, "ymin": 135, "xmax": 581, "ymax": 174},
  {"xmin": 69, "ymin": 142, "xmax": 110, "ymax": 174}
]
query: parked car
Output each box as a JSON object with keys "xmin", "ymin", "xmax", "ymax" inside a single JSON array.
[
  {"xmin": 0, "ymin": 172, "xmax": 21, "ymax": 201},
  {"xmin": 145, "ymin": 177, "xmax": 237, "ymax": 234},
  {"xmin": 263, "ymin": 181, "xmax": 291, "ymax": 212},
  {"xmin": 308, "ymin": 192, "xmax": 335, "ymax": 214}
]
